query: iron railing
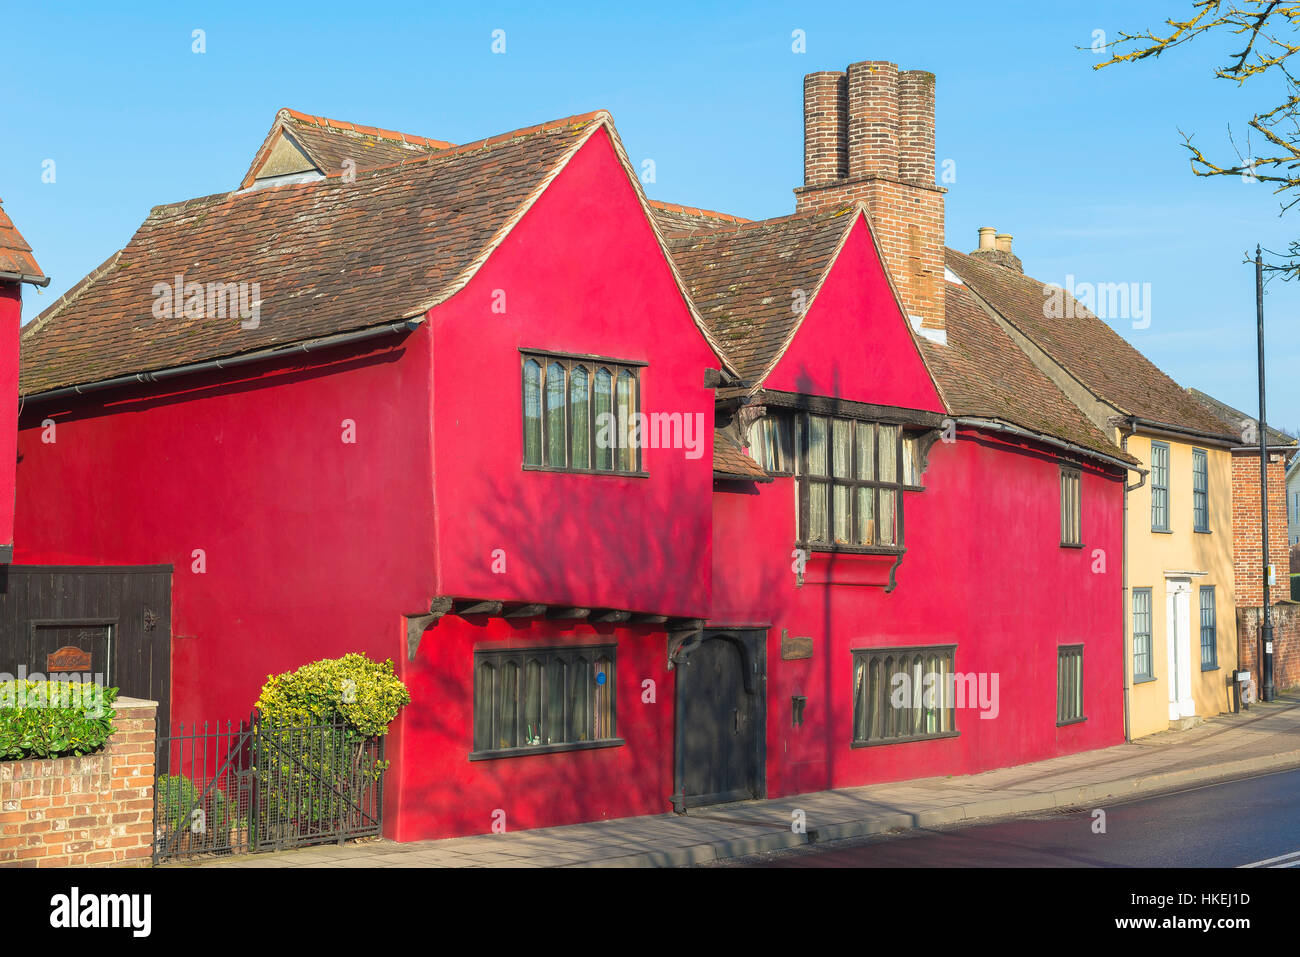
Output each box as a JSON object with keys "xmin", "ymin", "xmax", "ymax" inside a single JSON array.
[{"xmin": 153, "ymin": 711, "xmax": 385, "ymax": 864}]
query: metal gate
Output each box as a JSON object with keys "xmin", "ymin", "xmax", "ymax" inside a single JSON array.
[{"xmin": 153, "ymin": 711, "xmax": 386, "ymax": 864}]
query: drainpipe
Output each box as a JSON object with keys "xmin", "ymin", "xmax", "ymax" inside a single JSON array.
[{"xmin": 1119, "ymin": 420, "xmax": 1147, "ymax": 743}]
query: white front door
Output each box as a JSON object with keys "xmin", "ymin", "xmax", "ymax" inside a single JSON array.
[{"xmin": 1166, "ymin": 578, "xmax": 1195, "ymax": 720}]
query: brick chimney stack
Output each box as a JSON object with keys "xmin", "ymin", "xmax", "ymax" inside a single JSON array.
[{"xmin": 795, "ymin": 60, "xmax": 946, "ymax": 340}]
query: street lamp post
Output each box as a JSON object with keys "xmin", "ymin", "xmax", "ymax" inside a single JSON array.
[{"xmin": 1256, "ymin": 245, "xmax": 1276, "ymax": 702}]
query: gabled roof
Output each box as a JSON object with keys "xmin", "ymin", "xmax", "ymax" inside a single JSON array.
[
  {"xmin": 661, "ymin": 206, "xmax": 856, "ymax": 385},
  {"xmin": 239, "ymin": 108, "xmax": 453, "ymax": 188},
  {"xmin": 22, "ymin": 110, "xmax": 736, "ymax": 398},
  {"xmin": 924, "ymin": 281, "xmax": 1135, "ymax": 463},
  {"xmin": 946, "ymin": 248, "xmax": 1234, "ymax": 440},
  {"xmin": 0, "ymin": 198, "xmax": 49, "ymax": 287},
  {"xmin": 1187, "ymin": 388, "xmax": 1296, "ymax": 449}
]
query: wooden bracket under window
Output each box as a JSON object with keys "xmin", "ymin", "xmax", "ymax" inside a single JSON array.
[{"xmin": 405, "ymin": 596, "xmax": 455, "ymax": 661}]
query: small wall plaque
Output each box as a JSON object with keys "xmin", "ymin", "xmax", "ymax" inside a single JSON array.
[{"xmin": 46, "ymin": 646, "xmax": 93, "ymax": 672}]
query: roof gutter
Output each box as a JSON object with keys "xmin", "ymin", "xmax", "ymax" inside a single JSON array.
[
  {"xmin": 22, "ymin": 318, "xmax": 425, "ymax": 406},
  {"xmin": 0, "ymin": 270, "xmax": 51, "ymax": 288},
  {"xmin": 954, "ymin": 416, "xmax": 1144, "ymax": 474},
  {"xmin": 1119, "ymin": 415, "xmax": 1238, "ymax": 448}
]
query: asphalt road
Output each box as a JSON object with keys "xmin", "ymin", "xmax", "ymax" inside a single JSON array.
[{"xmin": 710, "ymin": 766, "xmax": 1300, "ymax": 867}]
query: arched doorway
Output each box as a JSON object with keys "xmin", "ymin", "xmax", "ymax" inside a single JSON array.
[{"xmin": 672, "ymin": 628, "xmax": 766, "ymax": 810}]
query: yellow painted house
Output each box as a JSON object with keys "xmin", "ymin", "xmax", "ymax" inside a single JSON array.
[{"xmin": 946, "ymin": 243, "xmax": 1240, "ymax": 738}]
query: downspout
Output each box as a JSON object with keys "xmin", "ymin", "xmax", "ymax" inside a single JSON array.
[{"xmin": 1119, "ymin": 420, "xmax": 1147, "ymax": 743}]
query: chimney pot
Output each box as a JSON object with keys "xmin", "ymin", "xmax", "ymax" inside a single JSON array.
[
  {"xmin": 978, "ymin": 226, "xmax": 997, "ymax": 251},
  {"xmin": 995, "ymin": 233, "xmax": 1013, "ymax": 254}
]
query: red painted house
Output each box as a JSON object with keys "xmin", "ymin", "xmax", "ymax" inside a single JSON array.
[
  {"xmin": 16, "ymin": 61, "xmax": 1139, "ymax": 842},
  {"xmin": 0, "ymin": 198, "xmax": 49, "ymax": 561}
]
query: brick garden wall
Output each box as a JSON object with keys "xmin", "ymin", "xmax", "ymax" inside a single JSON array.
[
  {"xmin": 1231, "ymin": 451, "xmax": 1288, "ymax": 607},
  {"xmin": 1238, "ymin": 604, "xmax": 1300, "ymax": 694},
  {"xmin": 0, "ymin": 697, "xmax": 156, "ymax": 867}
]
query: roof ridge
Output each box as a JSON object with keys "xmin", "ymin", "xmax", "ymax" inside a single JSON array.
[
  {"xmin": 647, "ymin": 200, "xmax": 751, "ymax": 224},
  {"xmin": 278, "ymin": 108, "xmax": 455, "ymax": 150},
  {"xmin": 665, "ymin": 204, "xmax": 854, "ymax": 241}
]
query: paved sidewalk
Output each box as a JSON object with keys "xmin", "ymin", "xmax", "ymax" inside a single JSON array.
[{"xmin": 186, "ymin": 693, "xmax": 1300, "ymax": 868}]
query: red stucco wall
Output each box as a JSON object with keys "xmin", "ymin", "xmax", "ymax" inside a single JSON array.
[{"xmin": 0, "ymin": 284, "xmax": 19, "ymax": 555}]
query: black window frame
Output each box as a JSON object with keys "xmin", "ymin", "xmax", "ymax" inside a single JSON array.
[
  {"xmin": 1132, "ymin": 587, "xmax": 1155, "ymax": 683},
  {"xmin": 850, "ymin": 644, "xmax": 959, "ymax": 747},
  {"xmin": 470, "ymin": 643, "xmax": 621, "ymax": 760},
  {"xmin": 520, "ymin": 350, "xmax": 647, "ymax": 476},
  {"xmin": 1150, "ymin": 441, "xmax": 1171, "ymax": 532},
  {"xmin": 1192, "ymin": 447, "xmax": 1209, "ymax": 533},
  {"xmin": 1199, "ymin": 585, "xmax": 1218, "ymax": 670},
  {"xmin": 795, "ymin": 412, "xmax": 910, "ymax": 554},
  {"xmin": 1060, "ymin": 465, "xmax": 1082, "ymax": 547},
  {"xmin": 1057, "ymin": 644, "xmax": 1085, "ymax": 726}
]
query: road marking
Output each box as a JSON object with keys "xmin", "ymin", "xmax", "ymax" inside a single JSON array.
[{"xmin": 1240, "ymin": 848, "xmax": 1300, "ymax": 868}]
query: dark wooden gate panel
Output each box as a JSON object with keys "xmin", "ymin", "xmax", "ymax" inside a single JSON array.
[
  {"xmin": 674, "ymin": 629, "xmax": 766, "ymax": 810},
  {"xmin": 0, "ymin": 565, "xmax": 172, "ymax": 739}
]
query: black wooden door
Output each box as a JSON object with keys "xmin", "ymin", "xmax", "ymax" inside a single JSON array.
[
  {"xmin": 675, "ymin": 630, "xmax": 765, "ymax": 809},
  {"xmin": 0, "ymin": 565, "xmax": 172, "ymax": 739}
]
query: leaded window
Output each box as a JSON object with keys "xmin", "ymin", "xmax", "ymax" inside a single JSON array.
[
  {"xmin": 472, "ymin": 645, "xmax": 618, "ymax": 757},
  {"xmin": 852, "ymin": 645, "xmax": 957, "ymax": 746},
  {"xmin": 1058, "ymin": 645, "xmax": 1084, "ymax": 724},
  {"xmin": 797, "ymin": 414, "xmax": 908, "ymax": 549},
  {"xmin": 522, "ymin": 352, "xmax": 642, "ymax": 474}
]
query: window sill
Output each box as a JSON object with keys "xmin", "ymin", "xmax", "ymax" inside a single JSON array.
[
  {"xmin": 1194, "ymin": 528, "xmax": 1212, "ymax": 535},
  {"xmin": 806, "ymin": 543, "xmax": 905, "ymax": 556},
  {"xmin": 1133, "ymin": 675, "xmax": 1157, "ymax": 685},
  {"xmin": 851, "ymin": 730, "xmax": 959, "ymax": 749},
  {"xmin": 469, "ymin": 737, "xmax": 625, "ymax": 761},
  {"xmin": 1201, "ymin": 662, "xmax": 1220, "ymax": 672},
  {"xmin": 1151, "ymin": 528, "xmax": 1173, "ymax": 535},
  {"xmin": 1060, "ymin": 542, "xmax": 1084, "ymax": 549},
  {"xmin": 522, "ymin": 465, "xmax": 649, "ymax": 478},
  {"xmin": 1056, "ymin": 716, "xmax": 1087, "ymax": 727}
]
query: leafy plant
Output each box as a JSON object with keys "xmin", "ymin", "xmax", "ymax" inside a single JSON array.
[
  {"xmin": 253, "ymin": 654, "xmax": 408, "ymax": 840},
  {"xmin": 0, "ymin": 681, "xmax": 118, "ymax": 760},
  {"xmin": 256, "ymin": 653, "xmax": 409, "ymax": 736}
]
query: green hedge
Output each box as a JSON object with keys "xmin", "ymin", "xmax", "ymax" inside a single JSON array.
[
  {"xmin": 256, "ymin": 653, "xmax": 409, "ymax": 736},
  {"xmin": 0, "ymin": 681, "xmax": 118, "ymax": 760}
]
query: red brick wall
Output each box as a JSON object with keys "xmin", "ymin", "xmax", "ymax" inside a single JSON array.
[
  {"xmin": 1238, "ymin": 605, "xmax": 1300, "ymax": 693},
  {"xmin": 794, "ymin": 60, "xmax": 945, "ymax": 333},
  {"xmin": 1232, "ymin": 451, "xmax": 1289, "ymax": 606},
  {"xmin": 0, "ymin": 698, "xmax": 156, "ymax": 867}
]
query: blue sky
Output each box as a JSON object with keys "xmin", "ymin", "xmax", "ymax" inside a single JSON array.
[{"xmin": 3, "ymin": 0, "xmax": 1298, "ymax": 430}]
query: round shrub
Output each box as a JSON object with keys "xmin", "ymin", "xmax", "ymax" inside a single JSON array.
[{"xmin": 255, "ymin": 653, "xmax": 409, "ymax": 736}]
